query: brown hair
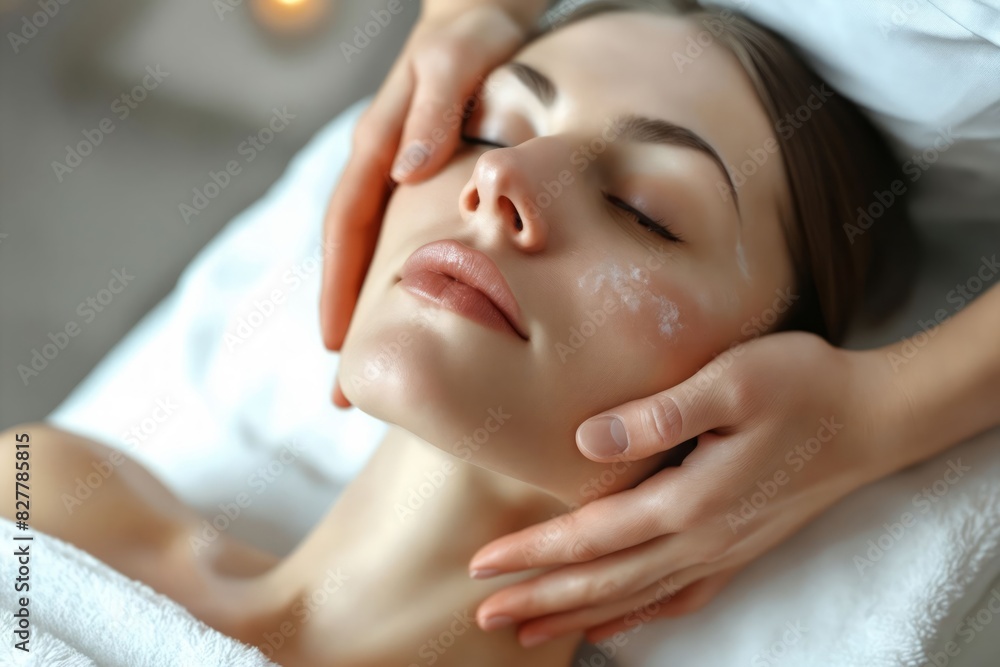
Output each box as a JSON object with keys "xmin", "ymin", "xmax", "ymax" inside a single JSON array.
[{"xmin": 533, "ymin": 0, "xmax": 920, "ymax": 344}]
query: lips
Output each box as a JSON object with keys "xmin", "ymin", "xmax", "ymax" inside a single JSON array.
[{"xmin": 399, "ymin": 240, "xmax": 528, "ymax": 340}]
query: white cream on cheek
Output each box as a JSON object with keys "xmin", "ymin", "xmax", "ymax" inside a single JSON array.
[{"xmin": 578, "ymin": 260, "xmax": 682, "ymax": 338}]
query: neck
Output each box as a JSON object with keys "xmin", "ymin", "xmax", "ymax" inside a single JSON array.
[{"xmin": 230, "ymin": 426, "xmax": 583, "ymax": 666}]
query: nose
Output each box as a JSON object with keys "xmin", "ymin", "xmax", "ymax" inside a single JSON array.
[{"xmin": 459, "ymin": 144, "xmax": 551, "ymax": 253}]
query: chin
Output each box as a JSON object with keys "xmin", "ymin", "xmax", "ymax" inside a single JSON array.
[
  {"xmin": 337, "ymin": 303, "xmax": 516, "ymax": 442},
  {"xmin": 348, "ymin": 313, "xmax": 579, "ymax": 486}
]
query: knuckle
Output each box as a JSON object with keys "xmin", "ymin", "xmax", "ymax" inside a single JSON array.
[
  {"xmin": 676, "ymin": 495, "xmax": 716, "ymax": 530},
  {"xmin": 674, "ymin": 506, "xmax": 700, "ymax": 532},
  {"xmin": 639, "ymin": 394, "xmax": 679, "ymax": 447},
  {"xmin": 722, "ymin": 370, "xmax": 758, "ymax": 417},
  {"xmin": 530, "ymin": 513, "xmax": 581, "ymax": 563},
  {"xmin": 698, "ymin": 538, "xmax": 731, "ymax": 564},
  {"xmin": 568, "ymin": 535, "xmax": 600, "ymax": 563},
  {"xmin": 632, "ymin": 503, "xmax": 668, "ymax": 540},
  {"xmin": 586, "ymin": 574, "xmax": 625, "ymax": 604}
]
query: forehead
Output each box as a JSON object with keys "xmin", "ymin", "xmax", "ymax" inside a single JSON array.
[{"xmin": 515, "ymin": 10, "xmax": 788, "ymax": 221}]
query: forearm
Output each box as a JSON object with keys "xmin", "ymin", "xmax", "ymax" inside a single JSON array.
[
  {"xmin": 423, "ymin": 0, "xmax": 553, "ymax": 31},
  {"xmin": 880, "ymin": 281, "xmax": 1000, "ymax": 468}
]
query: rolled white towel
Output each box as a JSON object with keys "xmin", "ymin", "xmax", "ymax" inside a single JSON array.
[{"xmin": 0, "ymin": 517, "xmax": 275, "ymax": 667}]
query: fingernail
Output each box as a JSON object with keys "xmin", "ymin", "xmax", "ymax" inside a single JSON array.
[
  {"xmin": 481, "ymin": 615, "xmax": 514, "ymax": 632},
  {"xmin": 470, "ymin": 568, "xmax": 500, "ymax": 579},
  {"xmin": 577, "ymin": 416, "xmax": 628, "ymax": 459},
  {"xmin": 520, "ymin": 632, "xmax": 550, "ymax": 648},
  {"xmin": 391, "ymin": 142, "xmax": 430, "ymax": 180}
]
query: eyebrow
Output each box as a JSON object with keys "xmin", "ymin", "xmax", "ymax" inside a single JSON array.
[
  {"xmin": 502, "ymin": 61, "xmax": 741, "ymax": 217},
  {"xmin": 506, "ymin": 62, "xmax": 557, "ymax": 106}
]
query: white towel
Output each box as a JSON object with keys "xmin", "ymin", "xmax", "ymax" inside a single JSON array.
[
  {"xmin": 0, "ymin": 517, "xmax": 276, "ymax": 666},
  {"xmin": 613, "ymin": 428, "xmax": 1000, "ymax": 667},
  {"xmin": 46, "ymin": 94, "xmax": 1000, "ymax": 666}
]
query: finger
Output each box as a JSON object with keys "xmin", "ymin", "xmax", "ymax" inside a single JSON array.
[
  {"xmin": 387, "ymin": 62, "xmax": 466, "ymax": 183},
  {"xmin": 575, "ymin": 363, "xmax": 742, "ymax": 462},
  {"xmin": 319, "ymin": 65, "xmax": 413, "ymax": 351},
  {"xmin": 390, "ymin": 13, "xmax": 525, "ymax": 183},
  {"xmin": 476, "ymin": 533, "xmax": 698, "ymax": 629},
  {"xmin": 469, "ymin": 469, "xmax": 688, "ymax": 575},
  {"xmin": 513, "ymin": 563, "xmax": 712, "ymax": 648},
  {"xmin": 584, "ymin": 566, "xmax": 744, "ymax": 643}
]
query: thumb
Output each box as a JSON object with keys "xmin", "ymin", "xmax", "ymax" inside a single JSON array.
[{"xmin": 576, "ymin": 379, "xmax": 726, "ymax": 462}]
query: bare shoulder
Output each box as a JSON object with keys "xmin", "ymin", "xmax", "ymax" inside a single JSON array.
[{"xmin": 0, "ymin": 422, "xmax": 196, "ymax": 563}]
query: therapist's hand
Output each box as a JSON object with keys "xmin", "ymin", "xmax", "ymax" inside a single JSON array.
[
  {"xmin": 319, "ymin": 4, "xmax": 535, "ymax": 407},
  {"xmin": 468, "ymin": 331, "xmax": 910, "ymax": 646}
]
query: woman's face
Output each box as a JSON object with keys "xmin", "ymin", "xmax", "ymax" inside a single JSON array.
[{"xmin": 338, "ymin": 10, "xmax": 795, "ymax": 503}]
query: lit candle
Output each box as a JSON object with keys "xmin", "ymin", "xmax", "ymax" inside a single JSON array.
[{"xmin": 251, "ymin": 0, "xmax": 332, "ymax": 37}]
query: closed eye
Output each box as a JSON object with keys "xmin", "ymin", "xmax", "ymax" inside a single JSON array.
[
  {"xmin": 461, "ymin": 134, "xmax": 506, "ymax": 149},
  {"xmin": 462, "ymin": 135, "xmax": 684, "ymax": 244},
  {"xmin": 604, "ymin": 193, "xmax": 684, "ymax": 244}
]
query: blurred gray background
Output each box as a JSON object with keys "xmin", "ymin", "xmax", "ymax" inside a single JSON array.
[{"xmin": 0, "ymin": 0, "xmax": 418, "ymax": 428}]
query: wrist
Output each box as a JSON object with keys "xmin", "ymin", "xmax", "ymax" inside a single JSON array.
[
  {"xmin": 845, "ymin": 346, "xmax": 915, "ymax": 482},
  {"xmin": 871, "ymin": 314, "xmax": 1000, "ymax": 471}
]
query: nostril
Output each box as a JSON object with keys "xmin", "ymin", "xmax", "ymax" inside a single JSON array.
[{"xmin": 498, "ymin": 196, "xmax": 523, "ymax": 232}]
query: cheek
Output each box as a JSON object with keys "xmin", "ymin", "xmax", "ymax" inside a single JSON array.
[
  {"xmin": 577, "ymin": 259, "xmax": 687, "ymax": 343},
  {"xmin": 569, "ymin": 259, "xmax": 717, "ymax": 388}
]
